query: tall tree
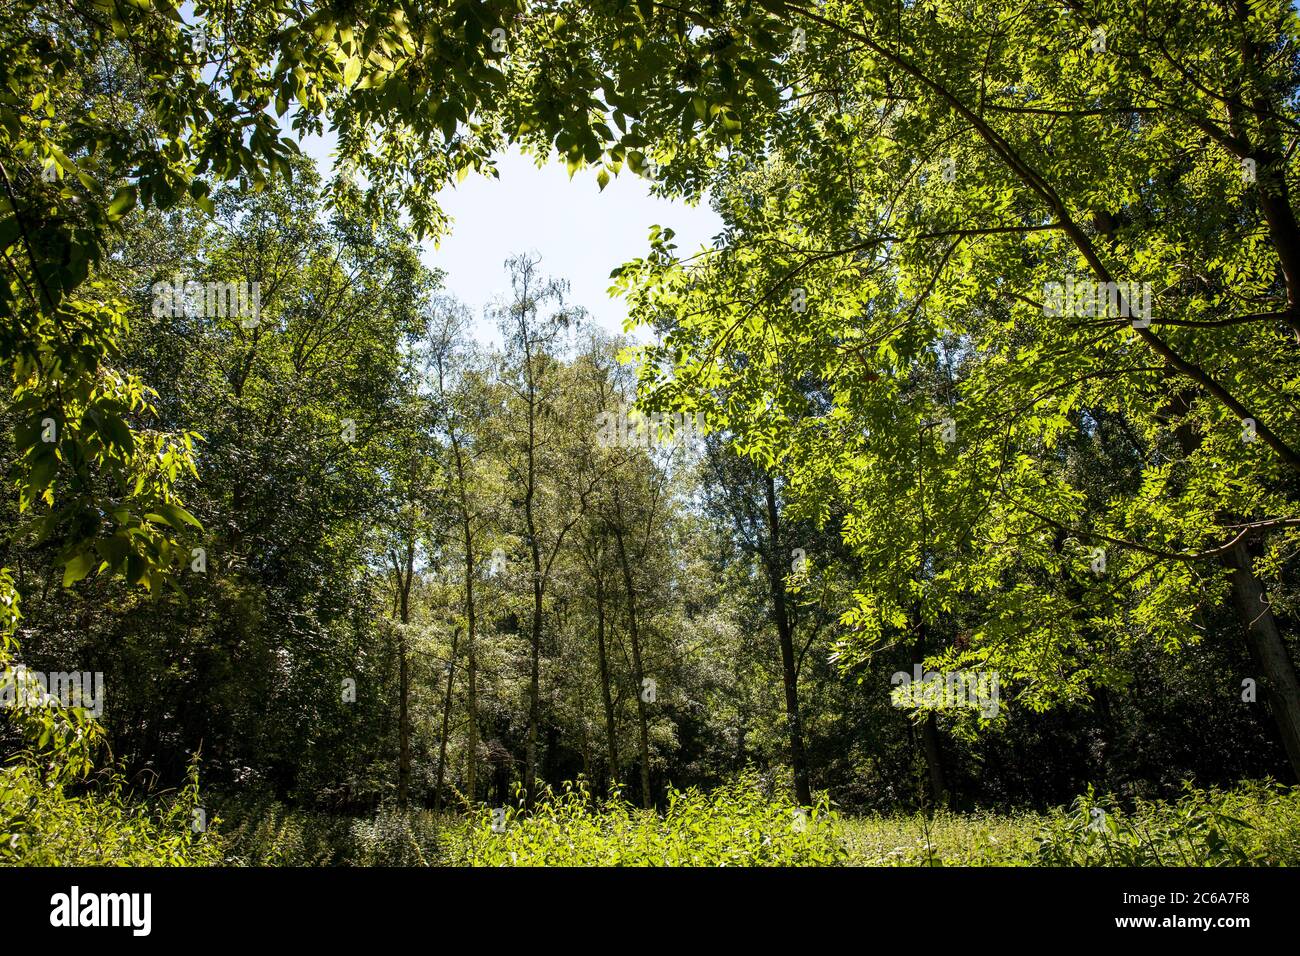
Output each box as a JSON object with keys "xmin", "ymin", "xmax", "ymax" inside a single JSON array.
[{"xmin": 426, "ymin": 295, "xmax": 501, "ymax": 805}]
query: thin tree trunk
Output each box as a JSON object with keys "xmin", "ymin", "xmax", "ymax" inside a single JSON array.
[
  {"xmin": 908, "ymin": 609, "xmax": 948, "ymax": 808},
  {"xmin": 522, "ymin": 328, "xmax": 542, "ymax": 809},
  {"xmin": 447, "ymin": 419, "xmax": 480, "ymax": 806},
  {"xmin": 464, "ymin": 529, "xmax": 479, "ymax": 805},
  {"xmin": 525, "ymin": 541, "xmax": 542, "ymax": 807},
  {"xmin": 395, "ymin": 542, "xmax": 413, "ymax": 809},
  {"xmin": 398, "ymin": 631, "xmax": 410, "ymax": 808},
  {"xmin": 434, "ymin": 627, "xmax": 460, "ymax": 811},
  {"xmin": 594, "ymin": 571, "xmax": 619, "ymax": 794},
  {"xmin": 763, "ymin": 475, "xmax": 813, "ymax": 806},
  {"xmin": 919, "ymin": 711, "xmax": 947, "ymax": 808},
  {"xmin": 614, "ymin": 526, "xmax": 652, "ymax": 809}
]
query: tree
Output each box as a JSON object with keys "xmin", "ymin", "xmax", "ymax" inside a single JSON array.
[
  {"xmin": 381, "ymin": 350, "xmax": 443, "ymax": 808},
  {"xmin": 701, "ymin": 436, "xmax": 834, "ymax": 807},
  {"xmin": 493, "ymin": 254, "xmax": 600, "ymax": 804},
  {"xmin": 612, "ymin": 1, "xmax": 1300, "ymax": 781},
  {"xmin": 425, "ymin": 294, "xmax": 502, "ymax": 806}
]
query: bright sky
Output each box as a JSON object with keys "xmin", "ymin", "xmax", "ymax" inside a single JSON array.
[{"xmin": 299, "ymin": 135, "xmax": 722, "ymax": 346}]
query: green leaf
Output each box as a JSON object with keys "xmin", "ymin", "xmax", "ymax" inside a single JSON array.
[
  {"xmin": 107, "ymin": 185, "xmax": 138, "ymax": 220},
  {"xmin": 150, "ymin": 501, "xmax": 203, "ymax": 530},
  {"xmin": 343, "ymin": 55, "xmax": 362, "ymax": 86},
  {"xmin": 62, "ymin": 550, "xmax": 96, "ymax": 587},
  {"xmin": 94, "ymin": 411, "xmax": 134, "ymax": 453}
]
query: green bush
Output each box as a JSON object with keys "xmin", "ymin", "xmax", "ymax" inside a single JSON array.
[
  {"xmin": 1, "ymin": 572, "xmax": 221, "ymax": 866},
  {"xmin": 1033, "ymin": 780, "xmax": 1300, "ymax": 866},
  {"xmin": 211, "ymin": 779, "xmax": 1300, "ymax": 867},
  {"xmin": 0, "ymin": 758, "xmax": 225, "ymax": 866},
  {"xmin": 452, "ymin": 774, "xmax": 846, "ymax": 867},
  {"xmin": 215, "ymin": 796, "xmax": 453, "ymax": 866},
  {"xmin": 826, "ymin": 781, "xmax": 1300, "ymax": 866},
  {"xmin": 837, "ymin": 808, "xmax": 1045, "ymax": 866}
]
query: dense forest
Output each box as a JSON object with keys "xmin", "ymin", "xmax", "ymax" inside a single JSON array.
[{"xmin": 2, "ymin": 0, "xmax": 1300, "ymax": 868}]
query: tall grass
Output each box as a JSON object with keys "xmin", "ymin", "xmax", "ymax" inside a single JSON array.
[
  {"xmin": 211, "ymin": 777, "xmax": 1300, "ymax": 867},
  {"xmin": 0, "ymin": 759, "xmax": 224, "ymax": 866},
  {"xmin": 454, "ymin": 775, "xmax": 845, "ymax": 866}
]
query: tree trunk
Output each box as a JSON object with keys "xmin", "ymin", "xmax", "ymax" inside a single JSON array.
[
  {"xmin": 398, "ymin": 632, "xmax": 410, "ymax": 808},
  {"xmin": 594, "ymin": 571, "xmax": 619, "ymax": 795},
  {"xmin": 763, "ymin": 475, "xmax": 813, "ymax": 806},
  {"xmin": 614, "ymin": 526, "xmax": 652, "ymax": 809},
  {"xmin": 462, "ymin": 514, "xmax": 479, "ymax": 805},
  {"xmin": 395, "ymin": 542, "xmax": 413, "ymax": 809},
  {"xmin": 919, "ymin": 711, "xmax": 948, "ymax": 808},
  {"xmin": 434, "ymin": 628, "xmax": 460, "ymax": 811},
  {"xmin": 525, "ymin": 545, "xmax": 543, "ymax": 807},
  {"xmin": 1167, "ymin": 389, "xmax": 1300, "ymax": 780},
  {"xmin": 908, "ymin": 603, "xmax": 948, "ymax": 809},
  {"xmin": 1226, "ymin": 541, "xmax": 1300, "ymax": 780},
  {"xmin": 522, "ymin": 344, "xmax": 542, "ymax": 809}
]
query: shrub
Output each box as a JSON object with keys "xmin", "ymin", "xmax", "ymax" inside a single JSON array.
[
  {"xmin": 453, "ymin": 773, "xmax": 846, "ymax": 866},
  {"xmin": 1033, "ymin": 780, "xmax": 1300, "ymax": 866},
  {"xmin": 215, "ymin": 796, "xmax": 453, "ymax": 866},
  {"xmin": 0, "ymin": 758, "xmax": 225, "ymax": 866},
  {"xmin": 838, "ymin": 808, "xmax": 1044, "ymax": 866},
  {"xmin": 1, "ymin": 571, "xmax": 221, "ymax": 866}
]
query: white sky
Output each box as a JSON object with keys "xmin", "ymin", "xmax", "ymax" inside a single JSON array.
[{"xmin": 299, "ymin": 134, "xmax": 722, "ymax": 346}]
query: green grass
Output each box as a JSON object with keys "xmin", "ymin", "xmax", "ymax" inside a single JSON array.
[
  {"xmin": 837, "ymin": 809, "xmax": 1046, "ymax": 865},
  {"xmin": 838, "ymin": 780, "xmax": 1300, "ymax": 866},
  {"xmin": 0, "ymin": 759, "xmax": 225, "ymax": 866},
  {"xmin": 206, "ymin": 776, "xmax": 1300, "ymax": 867},
  {"xmin": 215, "ymin": 797, "xmax": 449, "ymax": 866},
  {"xmin": 1031, "ymin": 780, "xmax": 1300, "ymax": 866},
  {"xmin": 16, "ymin": 768, "xmax": 1285, "ymax": 867},
  {"xmin": 453, "ymin": 776, "xmax": 846, "ymax": 866}
]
